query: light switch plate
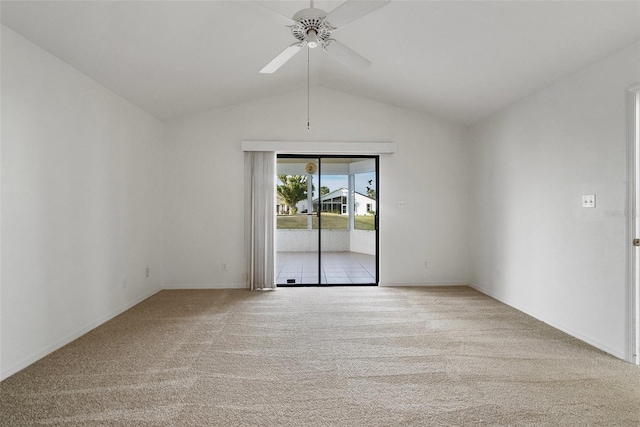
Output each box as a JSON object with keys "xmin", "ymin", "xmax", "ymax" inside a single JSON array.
[{"xmin": 582, "ymin": 194, "xmax": 596, "ymax": 208}]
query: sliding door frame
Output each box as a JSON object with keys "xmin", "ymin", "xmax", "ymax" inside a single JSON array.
[
  {"xmin": 277, "ymin": 154, "xmax": 379, "ymax": 286},
  {"xmin": 627, "ymin": 83, "xmax": 640, "ymax": 365}
]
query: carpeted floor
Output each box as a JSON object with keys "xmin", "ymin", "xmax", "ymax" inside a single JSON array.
[{"xmin": 1, "ymin": 286, "xmax": 639, "ymax": 426}]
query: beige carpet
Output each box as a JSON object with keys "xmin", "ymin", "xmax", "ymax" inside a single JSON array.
[{"xmin": 1, "ymin": 286, "xmax": 639, "ymax": 426}]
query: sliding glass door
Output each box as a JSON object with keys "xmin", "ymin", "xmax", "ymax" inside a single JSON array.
[{"xmin": 276, "ymin": 155, "xmax": 378, "ymax": 286}]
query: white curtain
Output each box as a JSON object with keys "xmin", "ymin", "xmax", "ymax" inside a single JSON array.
[{"xmin": 244, "ymin": 151, "xmax": 276, "ymax": 290}]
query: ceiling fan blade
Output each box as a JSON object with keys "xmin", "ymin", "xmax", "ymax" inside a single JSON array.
[
  {"xmin": 325, "ymin": 0, "xmax": 390, "ymax": 28},
  {"xmin": 253, "ymin": 1, "xmax": 296, "ymax": 26},
  {"xmin": 324, "ymin": 40, "xmax": 371, "ymax": 71},
  {"xmin": 260, "ymin": 44, "xmax": 303, "ymax": 74}
]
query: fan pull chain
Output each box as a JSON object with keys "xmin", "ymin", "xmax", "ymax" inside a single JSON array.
[{"xmin": 307, "ymin": 46, "xmax": 310, "ymax": 130}]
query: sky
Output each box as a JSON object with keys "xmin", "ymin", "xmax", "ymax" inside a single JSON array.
[{"xmin": 312, "ymin": 172, "xmax": 376, "ymax": 196}]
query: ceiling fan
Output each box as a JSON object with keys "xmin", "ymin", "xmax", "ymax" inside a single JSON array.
[{"xmin": 257, "ymin": 0, "xmax": 390, "ymax": 74}]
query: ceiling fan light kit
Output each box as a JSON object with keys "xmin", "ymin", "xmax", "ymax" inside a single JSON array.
[{"xmin": 291, "ymin": 8, "xmax": 334, "ymax": 50}]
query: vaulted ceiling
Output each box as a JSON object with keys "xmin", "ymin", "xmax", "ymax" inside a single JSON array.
[{"xmin": 2, "ymin": 1, "xmax": 639, "ymax": 124}]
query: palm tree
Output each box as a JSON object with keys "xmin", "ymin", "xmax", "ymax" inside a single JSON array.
[{"xmin": 277, "ymin": 175, "xmax": 308, "ymax": 214}]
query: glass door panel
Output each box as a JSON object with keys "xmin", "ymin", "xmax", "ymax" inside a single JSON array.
[
  {"xmin": 319, "ymin": 157, "xmax": 377, "ymax": 285},
  {"xmin": 275, "ymin": 157, "xmax": 319, "ymax": 286}
]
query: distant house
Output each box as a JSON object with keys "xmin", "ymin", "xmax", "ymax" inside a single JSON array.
[{"xmin": 310, "ymin": 188, "xmax": 375, "ymax": 216}]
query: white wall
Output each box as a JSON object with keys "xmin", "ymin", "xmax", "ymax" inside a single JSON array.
[
  {"xmin": 350, "ymin": 230, "xmax": 376, "ymax": 256},
  {"xmin": 277, "ymin": 230, "xmax": 350, "ymax": 253},
  {"xmin": 468, "ymin": 42, "xmax": 640, "ymax": 359},
  {"xmin": 163, "ymin": 87, "xmax": 469, "ymax": 288},
  {"xmin": 1, "ymin": 26, "xmax": 164, "ymax": 379}
]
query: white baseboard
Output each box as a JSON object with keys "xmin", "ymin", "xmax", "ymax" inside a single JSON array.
[
  {"xmin": 164, "ymin": 282, "xmax": 468, "ymax": 289},
  {"xmin": 380, "ymin": 282, "xmax": 469, "ymax": 287},
  {"xmin": 162, "ymin": 283, "xmax": 246, "ymax": 289},
  {"xmin": 468, "ymin": 282, "xmax": 626, "ymax": 360},
  {"xmin": 0, "ymin": 287, "xmax": 162, "ymax": 381}
]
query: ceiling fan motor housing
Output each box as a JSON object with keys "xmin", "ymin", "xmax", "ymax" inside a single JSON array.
[{"xmin": 291, "ymin": 8, "xmax": 334, "ymax": 48}]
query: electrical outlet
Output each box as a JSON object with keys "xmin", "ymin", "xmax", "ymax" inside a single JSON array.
[
  {"xmin": 424, "ymin": 261, "xmax": 428, "ymax": 268},
  {"xmin": 395, "ymin": 201, "xmax": 407, "ymax": 208},
  {"xmin": 222, "ymin": 263, "xmax": 228, "ymax": 271},
  {"xmin": 582, "ymin": 194, "xmax": 596, "ymax": 208},
  {"xmin": 122, "ymin": 280, "xmax": 127, "ymax": 289},
  {"xmin": 496, "ymin": 269, "xmax": 501, "ymax": 279},
  {"xmin": 145, "ymin": 267, "xmax": 150, "ymax": 278}
]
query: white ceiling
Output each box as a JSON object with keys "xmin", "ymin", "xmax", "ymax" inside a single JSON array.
[{"xmin": 2, "ymin": 1, "xmax": 639, "ymax": 124}]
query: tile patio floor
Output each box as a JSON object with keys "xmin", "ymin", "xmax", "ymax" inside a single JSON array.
[{"xmin": 276, "ymin": 251, "xmax": 376, "ymax": 285}]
